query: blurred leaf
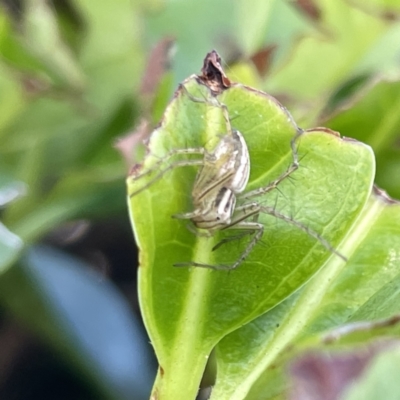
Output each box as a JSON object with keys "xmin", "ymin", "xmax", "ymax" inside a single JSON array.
[
  {"xmin": 150, "ymin": 71, "xmax": 175, "ymax": 123},
  {"xmin": 0, "ymin": 9, "xmax": 55, "ymax": 84},
  {"xmin": 287, "ymin": 341, "xmax": 400, "ymax": 400},
  {"xmin": 227, "ymin": 61, "xmax": 261, "ymax": 88},
  {"xmin": 318, "ymin": 73, "xmax": 372, "ymax": 121},
  {"xmin": 236, "ymin": 0, "xmax": 314, "ymax": 63},
  {"xmin": 0, "ymin": 223, "xmax": 23, "ymax": 274},
  {"xmin": 143, "ymin": 0, "xmax": 312, "ymax": 88},
  {"xmin": 0, "ymin": 61, "xmax": 27, "ymax": 132},
  {"xmin": 235, "ymin": 0, "xmax": 276, "ymax": 56},
  {"xmin": 353, "ymin": 23, "xmax": 400, "ymax": 78},
  {"xmin": 0, "ymin": 246, "xmax": 154, "ymax": 400},
  {"xmin": 325, "ymin": 80, "xmax": 400, "ymax": 199},
  {"xmin": 127, "ymin": 75, "xmax": 374, "ymax": 399},
  {"xmin": 350, "ymin": 0, "xmax": 400, "ymax": 16},
  {"xmin": 23, "ymin": 0, "xmax": 85, "ymax": 90},
  {"xmin": 352, "ymin": 275, "xmax": 400, "ymax": 322},
  {"xmin": 343, "ymin": 344, "xmax": 400, "ymax": 400},
  {"xmin": 144, "ymin": 0, "xmax": 235, "ymax": 84},
  {"xmin": 0, "ymin": 168, "xmax": 27, "ymax": 207},
  {"xmin": 6, "ymin": 172, "xmax": 126, "ymax": 242},
  {"xmin": 319, "ymin": 22, "xmax": 400, "ymax": 122},
  {"xmin": 52, "ymin": 0, "xmax": 86, "ymax": 53},
  {"xmin": 1, "ymin": 0, "xmax": 142, "ymax": 240},
  {"xmin": 268, "ymin": 0, "xmax": 385, "ymax": 95},
  {"xmin": 266, "ymin": 0, "xmax": 393, "ymax": 124}
]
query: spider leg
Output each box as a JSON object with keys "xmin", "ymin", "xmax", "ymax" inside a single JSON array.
[
  {"xmin": 180, "ymin": 84, "xmax": 233, "ymax": 136},
  {"xmin": 212, "ymin": 213, "xmax": 259, "ymax": 251},
  {"xmin": 250, "ymin": 203, "xmax": 347, "ymax": 261},
  {"xmin": 174, "ymin": 206, "xmax": 263, "ymax": 271},
  {"xmin": 173, "ymin": 209, "xmax": 203, "ymax": 220},
  {"xmin": 211, "ymin": 230, "xmax": 255, "ymax": 251},
  {"xmin": 229, "ymin": 201, "xmax": 346, "ymax": 261},
  {"xmin": 180, "ymin": 83, "xmax": 221, "ymax": 107},
  {"xmin": 240, "ymin": 130, "xmax": 302, "ymax": 200},
  {"xmin": 129, "ymin": 157, "xmax": 204, "ymax": 197},
  {"xmin": 131, "ymin": 147, "xmax": 205, "ymax": 180},
  {"xmin": 174, "ymin": 220, "xmax": 264, "ymax": 271}
]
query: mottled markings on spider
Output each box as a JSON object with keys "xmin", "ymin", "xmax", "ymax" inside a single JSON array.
[{"xmin": 129, "ymin": 86, "xmax": 346, "ymax": 270}]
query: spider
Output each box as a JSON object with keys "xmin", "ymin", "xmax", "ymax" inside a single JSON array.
[{"xmin": 128, "ymin": 85, "xmax": 346, "ymax": 270}]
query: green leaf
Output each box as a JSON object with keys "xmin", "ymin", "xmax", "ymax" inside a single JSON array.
[
  {"xmin": 1, "ymin": 0, "xmax": 141, "ymax": 239},
  {"xmin": 265, "ymin": 0, "xmax": 393, "ymax": 125},
  {"xmin": 350, "ymin": 0, "xmax": 400, "ymax": 16},
  {"xmin": 235, "ymin": 0, "xmax": 314, "ymax": 61},
  {"xmin": 210, "ymin": 189, "xmax": 400, "ymax": 399},
  {"xmin": 210, "ymin": 292, "xmax": 301, "ymax": 400},
  {"xmin": 0, "ymin": 61, "xmax": 27, "ymax": 132},
  {"xmin": 144, "ymin": 0, "xmax": 235, "ymax": 84},
  {"xmin": 127, "ymin": 76, "xmax": 374, "ymax": 399},
  {"xmin": 143, "ymin": 0, "xmax": 312, "ymax": 87},
  {"xmin": 352, "ymin": 274, "xmax": 400, "ymax": 321},
  {"xmin": 325, "ymin": 80, "xmax": 400, "ymax": 199},
  {"xmin": 23, "ymin": 0, "xmax": 85, "ymax": 90},
  {"xmin": 267, "ymin": 0, "xmax": 382, "ymax": 94},
  {"xmin": 343, "ymin": 345, "xmax": 400, "ymax": 400},
  {"xmin": 0, "ymin": 222, "xmax": 23, "ymax": 273}
]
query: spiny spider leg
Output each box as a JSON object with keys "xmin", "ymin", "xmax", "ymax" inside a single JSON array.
[
  {"xmin": 175, "ymin": 197, "xmax": 346, "ymax": 271},
  {"xmin": 129, "ymin": 149, "xmax": 204, "ymax": 197},
  {"xmin": 242, "ymin": 202, "xmax": 347, "ymax": 261},
  {"xmin": 212, "ymin": 213, "xmax": 260, "ymax": 251},
  {"xmin": 179, "ymin": 83, "xmax": 221, "ymax": 107},
  {"xmin": 174, "ymin": 221, "xmax": 264, "ymax": 271},
  {"xmin": 212, "ymin": 230, "xmax": 255, "ymax": 252},
  {"xmin": 175, "ymin": 204, "xmax": 264, "ymax": 270},
  {"xmin": 132, "ymin": 147, "xmax": 205, "ymax": 180},
  {"xmin": 179, "ymin": 84, "xmax": 244, "ymax": 127},
  {"xmin": 241, "ymin": 130, "xmax": 302, "ymax": 201},
  {"xmin": 173, "ymin": 208, "xmax": 204, "ymax": 221},
  {"xmin": 179, "ymin": 84, "xmax": 234, "ymax": 136}
]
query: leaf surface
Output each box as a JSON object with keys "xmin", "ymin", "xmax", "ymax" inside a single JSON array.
[{"xmin": 127, "ymin": 76, "xmax": 374, "ymax": 399}]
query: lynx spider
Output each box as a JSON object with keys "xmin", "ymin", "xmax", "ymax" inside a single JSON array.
[{"xmin": 129, "ymin": 85, "xmax": 345, "ymax": 270}]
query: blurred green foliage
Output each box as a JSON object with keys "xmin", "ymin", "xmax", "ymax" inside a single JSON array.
[{"xmin": 1, "ymin": 0, "xmax": 400, "ymax": 399}]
